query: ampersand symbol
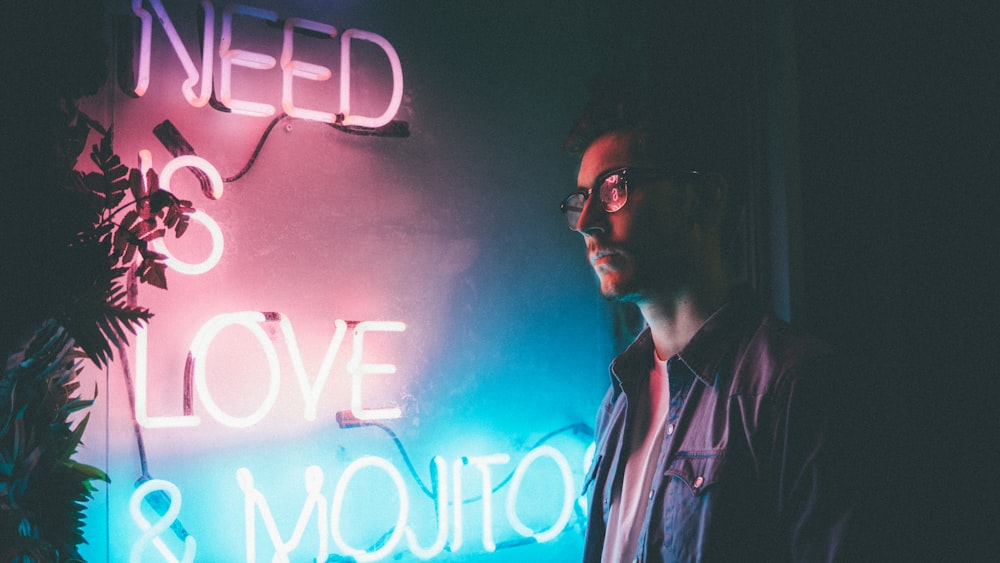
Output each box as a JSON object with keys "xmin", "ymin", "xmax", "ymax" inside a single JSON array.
[{"xmin": 129, "ymin": 479, "xmax": 197, "ymax": 563}]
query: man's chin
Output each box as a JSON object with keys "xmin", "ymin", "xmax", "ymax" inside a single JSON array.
[{"xmin": 599, "ymin": 277, "xmax": 641, "ymax": 304}]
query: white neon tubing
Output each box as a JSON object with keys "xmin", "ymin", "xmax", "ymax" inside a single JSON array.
[
  {"xmin": 141, "ymin": 0, "xmax": 215, "ymax": 107},
  {"xmin": 129, "ymin": 479, "xmax": 197, "ymax": 563},
  {"xmin": 404, "ymin": 456, "xmax": 448, "ymax": 559},
  {"xmin": 238, "ymin": 468, "xmax": 256, "ymax": 563},
  {"xmin": 237, "ymin": 466, "xmax": 329, "ymax": 563},
  {"xmin": 582, "ymin": 442, "xmax": 596, "ymax": 476},
  {"xmin": 505, "ymin": 446, "xmax": 575, "ymax": 543},
  {"xmin": 450, "ymin": 458, "xmax": 464, "ymax": 551},
  {"xmin": 220, "ymin": 4, "xmax": 278, "ymax": 116},
  {"xmin": 339, "ymin": 29, "xmax": 404, "ymax": 128},
  {"xmin": 347, "ymin": 321, "xmax": 406, "ymax": 421},
  {"xmin": 151, "ymin": 155, "xmax": 225, "ymax": 275},
  {"xmin": 278, "ymin": 316, "xmax": 348, "ymax": 421},
  {"xmin": 159, "ymin": 154, "xmax": 224, "ymax": 200},
  {"xmin": 135, "ymin": 323, "xmax": 201, "ymax": 428},
  {"xmin": 138, "ymin": 149, "xmax": 153, "ymax": 178},
  {"xmin": 465, "ymin": 454, "xmax": 510, "ymax": 552},
  {"xmin": 330, "ymin": 456, "xmax": 409, "ymax": 562},
  {"xmin": 190, "ymin": 312, "xmax": 280, "ymax": 428},
  {"xmin": 149, "ymin": 209, "xmax": 223, "ymax": 275},
  {"xmin": 129, "ymin": 1, "xmax": 153, "ymax": 97},
  {"xmin": 282, "ymin": 18, "xmax": 337, "ymax": 123}
]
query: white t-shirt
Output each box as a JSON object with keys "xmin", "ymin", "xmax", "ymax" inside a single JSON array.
[{"xmin": 602, "ymin": 353, "xmax": 671, "ymax": 563}]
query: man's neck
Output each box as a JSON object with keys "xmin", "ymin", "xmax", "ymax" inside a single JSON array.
[{"xmin": 638, "ymin": 280, "xmax": 730, "ymax": 361}]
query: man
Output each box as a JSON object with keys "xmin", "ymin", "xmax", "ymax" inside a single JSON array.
[{"xmin": 561, "ymin": 98, "xmax": 867, "ymax": 562}]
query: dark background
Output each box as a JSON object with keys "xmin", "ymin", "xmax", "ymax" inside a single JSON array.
[
  {"xmin": 3, "ymin": 0, "xmax": 995, "ymax": 559},
  {"xmin": 792, "ymin": 2, "xmax": 994, "ymax": 560},
  {"xmin": 794, "ymin": 3, "xmax": 996, "ymax": 560},
  {"xmin": 609, "ymin": 0, "xmax": 996, "ymax": 559}
]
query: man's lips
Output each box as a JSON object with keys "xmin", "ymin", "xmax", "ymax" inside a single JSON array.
[{"xmin": 590, "ymin": 248, "xmax": 625, "ymax": 266}]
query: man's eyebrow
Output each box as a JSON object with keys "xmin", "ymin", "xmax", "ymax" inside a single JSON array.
[{"xmin": 576, "ymin": 166, "xmax": 619, "ymax": 191}]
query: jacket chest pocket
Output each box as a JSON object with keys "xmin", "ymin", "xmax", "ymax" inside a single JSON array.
[
  {"xmin": 664, "ymin": 450, "xmax": 723, "ymax": 495},
  {"xmin": 659, "ymin": 450, "xmax": 725, "ymax": 554}
]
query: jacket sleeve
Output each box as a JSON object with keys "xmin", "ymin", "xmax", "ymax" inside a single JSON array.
[
  {"xmin": 772, "ymin": 352, "xmax": 875, "ymax": 562},
  {"xmin": 581, "ymin": 383, "xmax": 623, "ymax": 563}
]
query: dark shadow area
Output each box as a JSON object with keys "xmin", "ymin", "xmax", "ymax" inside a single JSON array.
[
  {"xmin": 795, "ymin": 2, "xmax": 997, "ymax": 560},
  {"xmin": 591, "ymin": 1, "xmax": 996, "ymax": 559}
]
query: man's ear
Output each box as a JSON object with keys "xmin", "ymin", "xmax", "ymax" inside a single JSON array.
[{"xmin": 688, "ymin": 172, "xmax": 728, "ymax": 227}]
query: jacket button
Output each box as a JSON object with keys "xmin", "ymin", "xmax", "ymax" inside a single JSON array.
[
  {"xmin": 666, "ymin": 423, "xmax": 675, "ymax": 435},
  {"xmin": 693, "ymin": 476, "xmax": 704, "ymax": 489}
]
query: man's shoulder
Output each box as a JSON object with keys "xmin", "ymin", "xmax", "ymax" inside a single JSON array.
[
  {"xmin": 745, "ymin": 314, "xmax": 833, "ymax": 364},
  {"xmin": 725, "ymin": 313, "xmax": 840, "ymax": 395}
]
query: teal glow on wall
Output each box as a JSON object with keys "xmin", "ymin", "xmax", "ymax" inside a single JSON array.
[{"xmin": 77, "ymin": 1, "xmax": 617, "ymax": 561}]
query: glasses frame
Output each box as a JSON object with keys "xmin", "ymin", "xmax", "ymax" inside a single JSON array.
[{"xmin": 559, "ymin": 166, "xmax": 697, "ymax": 231}]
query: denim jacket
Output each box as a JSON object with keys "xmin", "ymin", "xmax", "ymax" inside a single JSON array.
[{"xmin": 581, "ymin": 292, "xmax": 864, "ymax": 562}]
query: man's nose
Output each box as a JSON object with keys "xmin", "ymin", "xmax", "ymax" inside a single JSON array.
[{"xmin": 576, "ymin": 193, "xmax": 608, "ymax": 235}]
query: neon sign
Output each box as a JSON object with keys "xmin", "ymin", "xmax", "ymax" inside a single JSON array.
[
  {"xmin": 126, "ymin": 0, "xmax": 404, "ymax": 126},
  {"xmin": 136, "ymin": 311, "xmax": 407, "ymax": 429},
  {"xmin": 131, "ymin": 446, "xmax": 584, "ymax": 562},
  {"xmin": 131, "ymin": 150, "xmax": 409, "ymax": 427},
  {"xmin": 130, "ymin": 479, "xmax": 198, "ymax": 563},
  {"xmin": 120, "ymin": 151, "xmax": 590, "ymax": 560},
  {"xmin": 99, "ymin": 4, "xmax": 594, "ymax": 561}
]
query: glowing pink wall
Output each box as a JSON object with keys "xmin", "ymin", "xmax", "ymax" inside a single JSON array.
[{"xmin": 77, "ymin": 1, "xmax": 616, "ymax": 561}]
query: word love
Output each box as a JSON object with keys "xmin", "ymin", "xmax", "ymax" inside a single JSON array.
[
  {"xmin": 127, "ymin": 0, "xmax": 403, "ymax": 127},
  {"xmin": 135, "ymin": 312, "xmax": 406, "ymax": 429},
  {"xmin": 131, "ymin": 153, "xmax": 406, "ymax": 429}
]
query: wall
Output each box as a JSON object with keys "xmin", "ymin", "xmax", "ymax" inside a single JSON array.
[{"xmin": 78, "ymin": 1, "xmax": 622, "ymax": 561}]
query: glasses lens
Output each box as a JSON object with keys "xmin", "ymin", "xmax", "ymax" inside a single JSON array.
[
  {"xmin": 561, "ymin": 192, "xmax": 586, "ymax": 230},
  {"xmin": 599, "ymin": 171, "xmax": 627, "ymax": 212}
]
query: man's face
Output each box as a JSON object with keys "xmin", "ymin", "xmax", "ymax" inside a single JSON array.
[{"xmin": 575, "ymin": 130, "xmax": 697, "ymax": 303}]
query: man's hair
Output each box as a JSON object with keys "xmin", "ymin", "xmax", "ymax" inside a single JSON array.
[{"xmin": 564, "ymin": 79, "xmax": 703, "ymax": 171}]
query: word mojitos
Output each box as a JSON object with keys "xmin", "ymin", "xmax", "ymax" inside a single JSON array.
[{"xmin": 131, "ymin": 445, "xmax": 586, "ymax": 563}]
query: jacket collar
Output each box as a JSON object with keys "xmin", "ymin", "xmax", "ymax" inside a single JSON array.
[{"xmin": 610, "ymin": 287, "xmax": 761, "ymax": 391}]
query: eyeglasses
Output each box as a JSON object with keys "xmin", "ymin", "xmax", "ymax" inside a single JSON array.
[{"xmin": 559, "ymin": 167, "xmax": 694, "ymax": 230}]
